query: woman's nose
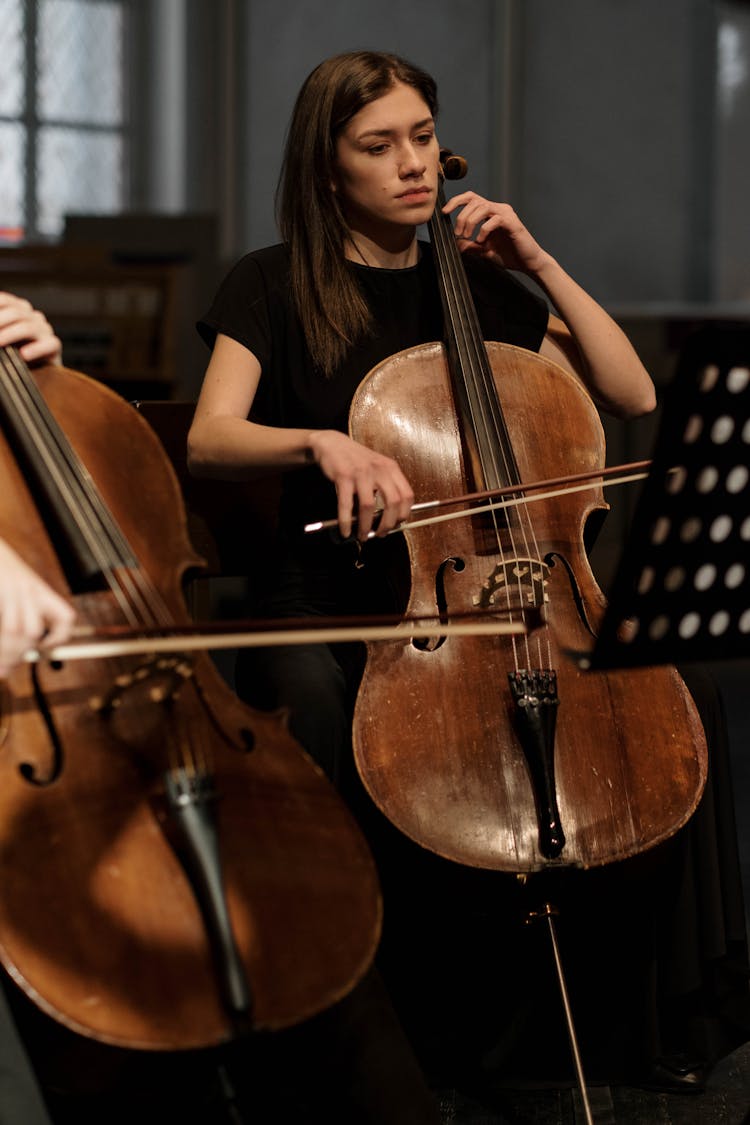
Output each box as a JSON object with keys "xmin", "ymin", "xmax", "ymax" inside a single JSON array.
[{"xmin": 399, "ymin": 145, "xmax": 426, "ymax": 177}]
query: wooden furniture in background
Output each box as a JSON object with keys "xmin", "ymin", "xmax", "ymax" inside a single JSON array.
[{"xmin": 0, "ymin": 244, "xmax": 181, "ymax": 399}]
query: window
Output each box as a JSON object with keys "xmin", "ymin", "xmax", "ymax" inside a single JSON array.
[{"xmin": 0, "ymin": 0, "xmax": 129, "ymax": 243}]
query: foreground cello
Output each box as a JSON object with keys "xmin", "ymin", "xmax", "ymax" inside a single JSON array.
[
  {"xmin": 0, "ymin": 348, "xmax": 380, "ymax": 1049},
  {"xmin": 350, "ymin": 155, "xmax": 708, "ymax": 875}
]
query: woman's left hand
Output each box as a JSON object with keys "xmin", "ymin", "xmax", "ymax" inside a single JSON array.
[
  {"xmin": 442, "ymin": 191, "xmax": 550, "ymax": 276},
  {"xmin": 443, "ymin": 191, "xmax": 656, "ymax": 420},
  {"xmin": 0, "ymin": 291, "xmax": 63, "ymax": 366}
]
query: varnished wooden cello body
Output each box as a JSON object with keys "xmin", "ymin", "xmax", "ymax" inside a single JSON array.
[
  {"xmin": 0, "ymin": 348, "xmax": 381, "ymax": 1049},
  {"xmin": 349, "ymin": 156, "xmax": 708, "ymax": 876}
]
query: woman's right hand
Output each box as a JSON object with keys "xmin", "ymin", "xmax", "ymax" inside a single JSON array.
[
  {"xmin": 0, "ymin": 540, "xmax": 76, "ymax": 677},
  {"xmin": 307, "ymin": 429, "xmax": 414, "ymax": 540}
]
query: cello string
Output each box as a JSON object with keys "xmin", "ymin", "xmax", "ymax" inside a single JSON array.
[
  {"xmin": 0, "ymin": 348, "xmax": 135, "ymax": 564},
  {"xmin": 437, "ymin": 213, "xmax": 547, "ymax": 572},
  {"xmin": 429, "ymin": 196, "xmax": 521, "ymax": 520},
  {"xmin": 436, "ymin": 216, "xmax": 520, "ymax": 484},
  {"xmin": 446, "ymin": 234, "xmax": 551, "ymax": 670},
  {"xmin": 0, "ymin": 348, "xmax": 175, "ymax": 631},
  {"xmin": 0, "ymin": 349, "xmax": 202, "ymax": 774},
  {"xmin": 430, "ymin": 191, "xmax": 548, "ymax": 669},
  {"xmin": 430, "ymin": 196, "xmax": 530, "ymax": 512},
  {"xmin": 0, "ymin": 348, "xmax": 159, "ymax": 621},
  {"xmin": 0, "ymin": 348, "xmax": 137, "ymax": 622},
  {"xmin": 434, "ymin": 190, "xmax": 553, "ymax": 669},
  {"xmin": 429, "ymin": 198, "xmax": 529, "ymax": 664},
  {"xmin": 24, "ymin": 351, "xmax": 205, "ymax": 774}
]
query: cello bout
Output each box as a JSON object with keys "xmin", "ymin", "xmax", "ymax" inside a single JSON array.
[
  {"xmin": 350, "ymin": 341, "xmax": 707, "ymax": 874},
  {"xmin": 0, "ymin": 357, "xmax": 382, "ymax": 1049}
]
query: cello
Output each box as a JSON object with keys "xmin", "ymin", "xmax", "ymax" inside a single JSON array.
[
  {"xmin": 349, "ymin": 153, "xmax": 708, "ymax": 877},
  {"xmin": 0, "ymin": 345, "xmax": 381, "ymax": 1050}
]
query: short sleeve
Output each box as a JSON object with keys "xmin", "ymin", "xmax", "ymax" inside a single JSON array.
[{"xmin": 196, "ymin": 250, "xmax": 281, "ymax": 371}]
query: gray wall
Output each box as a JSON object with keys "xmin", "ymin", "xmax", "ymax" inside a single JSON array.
[
  {"xmin": 166, "ymin": 0, "xmax": 748, "ymax": 315},
  {"xmin": 237, "ymin": 0, "xmax": 502, "ymax": 251},
  {"xmin": 517, "ymin": 0, "xmax": 719, "ymax": 304},
  {"xmin": 126, "ymin": 0, "xmax": 749, "ymax": 399},
  {"xmin": 716, "ymin": 0, "xmax": 750, "ymax": 302}
]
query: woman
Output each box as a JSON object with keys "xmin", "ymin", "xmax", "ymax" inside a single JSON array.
[
  {"xmin": 189, "ymin": 50, "xmax": 749, "ymax": 1102},
  {"xmin": 188, "ymin": 49, "xmax": 654, "ymax": 775}
]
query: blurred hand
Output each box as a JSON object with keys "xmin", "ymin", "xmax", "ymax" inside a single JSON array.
[
  {"xmin": 0, "ymin": 540, "xmax": 75, "ymax": 676},
  {"xmin": 0, "ymin": 291, "xmax": 63, "ymax": 366}
]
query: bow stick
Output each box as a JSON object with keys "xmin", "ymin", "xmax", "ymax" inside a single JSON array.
[
  {"xmin": 24, "ymin": 608, "xmax": 539, "ymax": 665},
  {"xmin": 304, "ymin": 459, "xmax": 656, "ymax": 537}
]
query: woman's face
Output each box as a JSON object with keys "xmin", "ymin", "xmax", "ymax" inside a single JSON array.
[{"xmin": 333, "ymin": 81, "xmax": 439, "ymax": 243}]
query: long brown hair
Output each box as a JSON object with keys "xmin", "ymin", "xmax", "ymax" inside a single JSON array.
[{"xmin": 276, "ymin": 51, "xmax": 438, "ymax": 376}]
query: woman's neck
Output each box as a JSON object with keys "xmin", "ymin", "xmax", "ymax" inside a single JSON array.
[{"xmin": 343, "ymin": 229, "xmax": 419, "ymax": 269}]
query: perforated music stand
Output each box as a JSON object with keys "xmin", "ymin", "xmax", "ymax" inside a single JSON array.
[
  {"xmin": 554, "ymin": 324, "xmax": 750, "ymax": 1122},
  {"xmin": 582, "ymin": 323, "xmax": 750, "ymax": 670}
]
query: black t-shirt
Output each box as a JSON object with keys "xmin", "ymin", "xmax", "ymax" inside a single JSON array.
[{"xmin": 197, "ymin": 241, "xmax": 549, "ymax": 537}]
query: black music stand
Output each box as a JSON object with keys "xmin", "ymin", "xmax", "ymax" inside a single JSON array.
[
  {"xmin": 557, "ymin": 323, "xmax": 750, "ymax": 1121},
  {"xmin": 581, "ymin": 323, "xmax": 750, "ymax": 671}
]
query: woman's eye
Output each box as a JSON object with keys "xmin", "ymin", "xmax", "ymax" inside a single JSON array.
[
  {"xmin": 368, "ymin": 144, "xmax": 388, "ymax": 155},
  {"xmin": 415, "ymin": 133, "xmax": 434, "ymax": 145}
]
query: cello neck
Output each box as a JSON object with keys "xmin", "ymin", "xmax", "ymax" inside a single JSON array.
[
  {"xmin": 0, "ymin": 346, "xmax": 135, "ymax": 584},
  {"xmin": 428, "ymin": 171, "xmax": 521, "ymax": 494}
]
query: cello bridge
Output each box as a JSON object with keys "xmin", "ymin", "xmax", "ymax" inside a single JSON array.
[
  {"xmin": 472, "ymin": 556, "xmax": 550, "ymax": 612},
  {"xmin": 89, "ymin": 654, "xmax": 195, "ymax": 715}
]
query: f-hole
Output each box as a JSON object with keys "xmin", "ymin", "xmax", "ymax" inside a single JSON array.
[{"xmin": 412, "ymin": 556, "xmax": 465, "ymax": 652}]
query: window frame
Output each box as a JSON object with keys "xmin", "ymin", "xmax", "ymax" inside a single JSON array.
[{"xmin": 0, "ymin": 0, "xmax": 132, "ymax": 243}]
